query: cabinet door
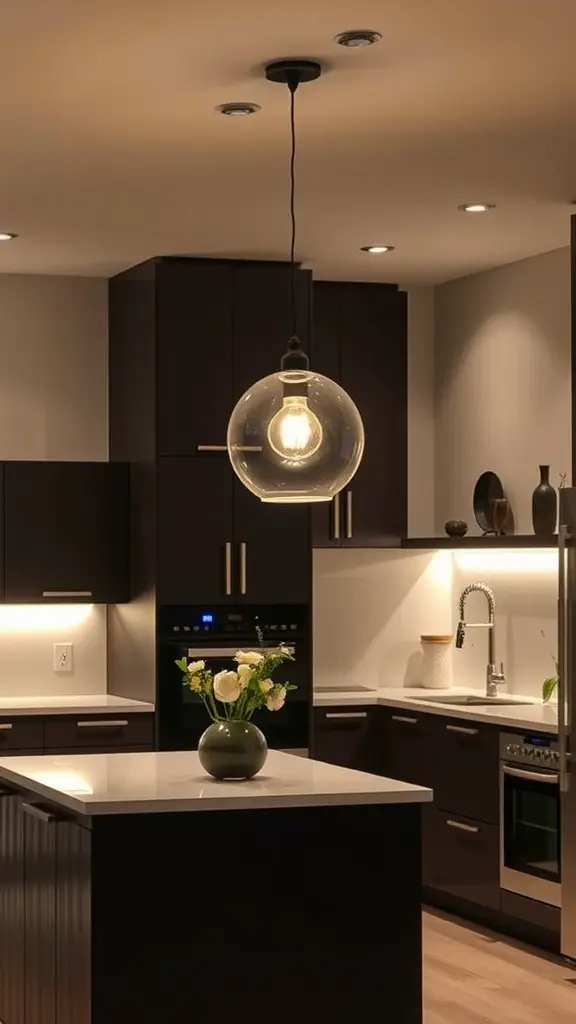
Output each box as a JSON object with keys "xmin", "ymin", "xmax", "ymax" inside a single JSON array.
[
  {"xmin": 310, "ymin": 282, "xmax": 343, "ymax": 548},
  {"xmin": 156, "ymin": 260, "xmax": 234, "ymax": 456},
  {"xmin": 340, "ymin": 285, "xmax": 407, "ymax": 545},
  {"xmin": 0, "ymin": 794, "xmax": 25, "ymax": 1024},
  {"xmin": 425, "ymin": 809, "xmax": 500, "ymax": 910},
  {"xmin": 313, "ymin": 707, "xmax": 381, "ymax": 773},
  {"xmin": 157, "ymin": 457, "xmax": 235, "ymax": 604},
  {"xmin": 435, "ymin": 717, "xmax": 499, "ymax": 824},
  {"xmin": 23, "ymin": 803, "xmax": 57, "ymax": 1024},
  {"xmin": 232, "ymin": 262, "xmax": 311, "ymax": 402},
  {"xmin": 3, "ymin": 462, "xmax": 129, "ymax": 603},
  {"xmin": 233, "ymin": 479, "xmax": 311, "ymax": 603},
  {"xmin": 382, "ymin": 709, "xmax": 437, "ymax": 789}
]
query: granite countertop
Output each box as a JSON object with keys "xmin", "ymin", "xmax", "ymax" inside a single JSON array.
[
  {"xmin": 0, "ymin": 694, "xmax": 154, "ymax": 716},
  {"xmin": 313, "ymin": 686, "xmax": 558, "ymax": 734},
  {"xmin": 0, "ymin": 750, "xmax": 432, "ymax": 816}
]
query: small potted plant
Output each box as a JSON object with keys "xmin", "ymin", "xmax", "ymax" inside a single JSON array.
[
  {"xmin": 541, "ymin": 630, "xmax": 558, "ymax": 703},
  {"xmin": 176, "ymin": 638, "xmax": 296, "ymax": 780}
]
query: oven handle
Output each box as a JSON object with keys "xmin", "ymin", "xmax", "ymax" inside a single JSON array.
[
  {"xmin": 502, "ymin": 765, "xmax": 559, "ymax": 785},
  {"xmin": 187, "ymin": 646, "xmax": 295, "ymax": 658}
]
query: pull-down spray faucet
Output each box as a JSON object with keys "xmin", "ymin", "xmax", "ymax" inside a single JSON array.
[{"xmin": 456, "ymin": 582, "xmax": 506, "ymax": 697}]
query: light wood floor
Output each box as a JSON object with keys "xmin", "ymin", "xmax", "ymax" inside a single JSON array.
[{"xmin": 423, "ymin": 909, "xmax": 576, "ymax": 1023}]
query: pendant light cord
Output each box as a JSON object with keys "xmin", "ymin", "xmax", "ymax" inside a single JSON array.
[{"xmin": 289, "ymin": 80, "xmax": 298, "ymax": 338}]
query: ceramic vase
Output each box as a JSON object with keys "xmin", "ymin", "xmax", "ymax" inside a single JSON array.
[
  {"xmin": 198, "ymin": 720, "xmax": 268, "ymax": 780},
  {"xmin": 532, "ymin": 465, "xmax": 557, "ymax": 536}
]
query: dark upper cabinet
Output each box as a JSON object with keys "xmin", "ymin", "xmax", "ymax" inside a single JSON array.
[
  {"xmin": 156, "ymin": 261, "xmax": 234, "ymax": 455},
  {"xmin": 157, "ymin": 457, "xmax": 311, "ymax": 605},
  {"xmin": 157, "ymin": 457, "xmax": 235, "ymax": 605},
  {"xmin": 233, "ymin": 481, "xmax": 311, "ymax": 604},
  {"xmin": 311, "ymin": 281, "xmax": 407, "ymax": 547},
  {"xmin": 156, "ymin": 259, "xmax": 311, "ymax": 457},
  {"xmin": 2, "ymin": 462, "xmax": 129, "ymax": 603}
]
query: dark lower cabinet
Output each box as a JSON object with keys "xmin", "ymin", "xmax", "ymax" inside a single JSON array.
[
  {"xmin": 381, "ymin": 708, "xmax": 437, "ymax": 789},
  {"xmin": 313, "ymin": 706, "xmax": 381, "ymax": 772},
  {"xmin": 435, "ymin": 717, "xmax": 499, "ymax": 824},
  {"xmin": 424, "ymin": 809, "xmax": 500, "ymax": 911},
  {"xmin": 0, "ymin": 794, "xmax": 25, "ymax": 1024},
  {"xmin": 24, "ymin": 803, "xmax": 57, "ymax": 1024}
]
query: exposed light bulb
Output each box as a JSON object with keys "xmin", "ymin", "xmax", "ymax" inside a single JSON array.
[{"xmin": 267, "ymin": 396, "xmax": 323, "ymax": 461}]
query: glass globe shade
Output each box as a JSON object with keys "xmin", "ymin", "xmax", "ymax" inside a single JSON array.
[{"xmin": 227, "ymin": 370, "xmax": 365, "ymax": 503}]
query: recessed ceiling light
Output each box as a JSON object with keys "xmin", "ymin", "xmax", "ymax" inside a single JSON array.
[
  {"xmin": 216, "ymin": 102, "xmax": 261, "ymax": 117},
  {"xmin": 458, "ymin": 203, "xmax": 495, "ymax": 213},
  {"xmin": 0, "ymin": 232, "xmax": 17, "ymax": 241},
  {"xmin": 360, "ymin": 245, "xmax": 394, "ymax": 254},
  {"xmin": 335, "ymin": 29, "xmax": 382, "ymax": 48}
]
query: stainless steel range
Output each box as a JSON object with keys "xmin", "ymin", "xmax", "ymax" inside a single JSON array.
[{"xmin": 500, "ymin": 731, "xmax": 561, "ymax": 908}]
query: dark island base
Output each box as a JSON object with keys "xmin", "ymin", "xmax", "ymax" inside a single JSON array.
[{"xmin": 0, "ymin": 799, "xmax": 424, "ymax": 1024}]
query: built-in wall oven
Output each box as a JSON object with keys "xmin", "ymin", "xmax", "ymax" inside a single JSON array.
[
  {"xmin": 500, "ymin": 731, "xmax": 561, "ymax": 908},
  {"xmin": 157, "ymin": 604, "xmax": 311, "ymax": 753}
]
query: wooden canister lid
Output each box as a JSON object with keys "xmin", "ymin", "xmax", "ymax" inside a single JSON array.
[{"xmin": 420, "ymin": 634, "xmax": 453, "ymax": 644}]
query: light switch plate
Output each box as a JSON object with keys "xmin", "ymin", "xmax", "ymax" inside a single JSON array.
[{"xmin": 54, "ymin": 643, "xmax": 73, "ymax": 673}]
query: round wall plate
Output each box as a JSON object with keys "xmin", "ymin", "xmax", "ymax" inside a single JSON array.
[{"xmin": 473, "ymin": 471, "xmax": 504, "ymax": 533}]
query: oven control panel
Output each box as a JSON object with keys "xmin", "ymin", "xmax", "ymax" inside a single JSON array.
[
  {"xmin": 158, "ymin": 605, "xmax": 308, "ymax": 640},
  {"xmin": 500, "ymin": 731, "xmax": 559, "ymax": 767}
]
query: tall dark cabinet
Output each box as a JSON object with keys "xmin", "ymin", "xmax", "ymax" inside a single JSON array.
[
  {"xmin": 108, "ymin": 257, "xmax": 313, "ymax": 713},
  {"xmin": 311, "ymin": 281, "xmax": 408, "ymax": 547}
]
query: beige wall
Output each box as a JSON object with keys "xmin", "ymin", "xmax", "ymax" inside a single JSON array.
[
  {"xmin": 0, "ymin": 274, "xmax": 108, "ymax": 460},
  {"xmin": 0, "ymin": 274, "xmax": 108, "ymax": 695},
  {"xmin": 434, "ymin": 248, "xmax": 571, "ymax": 535}
]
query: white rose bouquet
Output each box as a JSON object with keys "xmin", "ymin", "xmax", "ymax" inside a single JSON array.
[{"xmin": 175, "ymin": 641, "xmax": 296, "ymax": 723}]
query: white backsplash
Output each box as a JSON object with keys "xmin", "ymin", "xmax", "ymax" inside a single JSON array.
[
  {"xmin": 0, "ymin": 604, "xmax": 106, "ymax": 696},
  {"xmin": 314, "ymin": 547, "xmax": 557, "ymax": 700}
]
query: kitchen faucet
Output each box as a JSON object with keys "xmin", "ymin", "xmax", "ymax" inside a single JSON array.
[{"xmin": 455, "ymin": 582, "xmax": 506, "ymax": 697}]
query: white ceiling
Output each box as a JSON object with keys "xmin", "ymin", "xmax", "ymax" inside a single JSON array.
[{"xmin": 0, "ymin": 0, "xmax": 575, "ymax": 284}]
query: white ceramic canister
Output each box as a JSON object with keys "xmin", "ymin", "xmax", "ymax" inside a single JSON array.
[{"xmin": 420, "ymin": 635, "xmax": 453, "ymax": 690}]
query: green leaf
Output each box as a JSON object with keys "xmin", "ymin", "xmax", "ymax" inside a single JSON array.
[
  {"xmin": 542, "ymin": 676, "xmax": 558, "ymax": 703},
  {"xmin": 175, "ymin": 658, "xmax": 188, "ymax": 673}
]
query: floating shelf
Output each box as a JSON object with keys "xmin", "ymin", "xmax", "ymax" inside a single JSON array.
[{"xmin": 401, "ymin": 535, "xmax": 558, "ymax": 550}]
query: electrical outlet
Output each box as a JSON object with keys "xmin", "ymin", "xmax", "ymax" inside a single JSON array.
[{"xmin": 54, "ymin": 643, "xmax": 73, "ymax": 673}]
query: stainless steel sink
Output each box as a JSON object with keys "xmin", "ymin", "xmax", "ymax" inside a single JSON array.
[{"xmin": 413, "ymin": 694, "xmax": 532, "ymax": 707}]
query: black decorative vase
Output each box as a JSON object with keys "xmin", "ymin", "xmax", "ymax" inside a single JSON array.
[
  {"xmin": 532, "ymin": 465, "xmax": 557, "ymax": 536},
  {"xmin": 198, "ymin": 721, "xmax": 268, "ymax": 781}
]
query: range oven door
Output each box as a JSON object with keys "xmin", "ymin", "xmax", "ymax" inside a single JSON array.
[
  {"xmin": 158, "ymin": 640, "xmax": 310, "ymax": 752},
  {"xmin": 500, "ymin": 762, "xmax": 561, "ymax": 907}
]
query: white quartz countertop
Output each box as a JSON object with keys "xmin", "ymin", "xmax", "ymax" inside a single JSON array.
[
  {"xmin": 0, "ymin": 694, "xmax": 154, "ymax": 716},
  {"xmin": 314, "ymin": 686, "xmax": 558, "ymax": 734},
  {"xmin": 0, "ymin": 750, "xmax": 432, "ymax": 816}
]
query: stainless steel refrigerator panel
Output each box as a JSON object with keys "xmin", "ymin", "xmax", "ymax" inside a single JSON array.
[{"xmin": 559, "ymin": 490, "xmax": 576, "ymax": 958}]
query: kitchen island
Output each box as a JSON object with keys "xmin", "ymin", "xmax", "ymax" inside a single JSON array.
[{"xmin": 0, "ymin": 750, "xmax": 431, "ymax": 1024}]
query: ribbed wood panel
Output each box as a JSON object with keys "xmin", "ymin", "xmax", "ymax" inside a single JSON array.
[
  {"xmin": 0, "ymin": 795, "xmax": 25, "ymax": 1024},
  {"xmin": 56, "ymin": 821, "xmax": 92, "ymax": 1024},
  {"xmin": 24, "ymin": 811, "xmax": 56, "ymax": 1024}
]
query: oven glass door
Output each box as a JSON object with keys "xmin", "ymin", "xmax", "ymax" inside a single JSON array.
[{"xmin": 502, "ymin": 764, "xmax": 561, "ymax": 885}]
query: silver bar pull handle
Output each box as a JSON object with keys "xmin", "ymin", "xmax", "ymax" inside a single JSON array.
[
  {"xmin": 21, "ymin": 802, "xmax": 57, "ymax": 824},
  {"xmin": 76, "ymin": 719, "xmax": 129, "ymax": 729},
  {"xmin": 0, "ymin": 723, "xmax": 13, "ymax": 731},
  {"xmin": 333, "ymin": 493, "xmax": 341, "ymax": 541},
  {"xmin": 503, "ymin": 765, "xmax": 559, "ymax": 785},
  {"xmin": 325, "ymin": 712, "xmax": 368, "ymax": 721},
  {"xmin": 446, "ymin": 819, "xmax": 479, "ymax": 834},
  {"xmin": 391, "ymin": 715, "xmax": 418, "ymax": 725},
  {"xmin": 346, "ymin": 490, "xmax": 353, "ymax": 539},
  {"xmin": 225, "ymin": 542, "xmax": 232, "ymax": 596},
  {"xmin": 197, "ymin": 444, "xmax": 263, "ymax": 453},
  {"xmin": 559, "ymin": 524, "xmax": 569, "ymax": 792},
  {"xmin": 188, "ymin": 646, "xmax": 294, "ymax": 658},
  {"xmin": 240, "ymin": 542, "xmax": 247, "ymax": 596},
  {"xmin": 446, "ymin": 724, "xmax": 479, "ymax": 736},
  {"xmin": 42, "ymin": 590, "xmax": 92, "ymax": 598}
]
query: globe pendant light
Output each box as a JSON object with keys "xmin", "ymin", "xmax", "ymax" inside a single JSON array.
[{"xmin": 227, "ymin": 59, "xmax": 365, "ymax": 504}]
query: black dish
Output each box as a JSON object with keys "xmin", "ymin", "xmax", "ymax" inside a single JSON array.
[{"xmin": 473, "ymin": 471, "xmax": 504, "ymax": 534}]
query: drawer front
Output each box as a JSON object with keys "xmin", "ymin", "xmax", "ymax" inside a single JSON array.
[
  {"xmin": 0, "ymin": 718, "xmax": 43, "ymax": 752},
  {"xmin": 435, "ymin": 717, "xmax": 499, "ymax": 823},
  {"xmin": 424, "ymin": 809, "xmax": 500, "ymax": 910},
  {"xmin": 43, "ymin": 714, "xmax": 154, "ymax": 751},
  {"xmin": 313, "ymin": 707, "xmax": 380, "ymax": 773},
  {"xmin": 382, "ymin": 710, "xmax": 437, "ymax": 790}
]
